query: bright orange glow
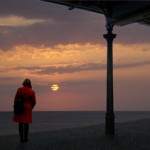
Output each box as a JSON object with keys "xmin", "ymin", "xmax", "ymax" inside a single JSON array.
[
  {"xmin": 51, "ymin": 84, "xmax": 59, "ymax": 91},
  {"xmin": 0, "ymin": 43, "xmax": 150, "ymax": 111}
]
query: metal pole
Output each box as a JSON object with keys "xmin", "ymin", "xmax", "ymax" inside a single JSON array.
[{"xmin": 103, "ymin": 23, "xmax": 116, "ymax": 135}]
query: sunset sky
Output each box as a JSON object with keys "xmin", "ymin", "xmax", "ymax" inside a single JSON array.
[{"xmin": 0, "ymin": 0, "xmax": 150, "ymax": 111}]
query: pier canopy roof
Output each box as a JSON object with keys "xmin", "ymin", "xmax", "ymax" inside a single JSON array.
[{"xmin": 41, "ymin": 0, "xmax": 150, "ymax": 26}]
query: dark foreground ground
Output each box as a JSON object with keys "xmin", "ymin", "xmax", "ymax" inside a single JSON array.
[{"xmin": 0, "ymin": 118, "xmax": 150, "ymax": 150}]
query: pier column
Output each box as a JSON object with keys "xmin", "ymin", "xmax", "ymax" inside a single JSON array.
[{"xmin": 103, "ymin": 23, "xmax": 116, "ymax": 135}]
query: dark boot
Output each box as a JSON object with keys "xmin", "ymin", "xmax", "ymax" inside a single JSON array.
[
  {"xmin": 24, "ymin": 124, "xmax": 29, "ymax": 142},
  {"xmin": 19, "ymin": 123, "xmax": 24, "ymax": 142}
]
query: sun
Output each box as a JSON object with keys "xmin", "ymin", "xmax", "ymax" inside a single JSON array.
[{"xmin": 51, "ymin": 84, "xmax": 59, "ymax": 91}]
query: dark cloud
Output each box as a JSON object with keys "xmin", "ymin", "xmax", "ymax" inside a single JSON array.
[
  {"xmin": 37, "ymin": 63, "xmax": 103, "ymax": 74},
  {"xmin": 141, "ymin": 48, "xmax": 150, "ymax": 52},
  {"xmin": 0, "ymin": 0, "xmax": 100, "ymax": 21},
  {"xmin": 15, "ymin": 60, "xmax": 150, "ymax": 75},
  {"xmin": 0, "ymin": 0, "xmax": 55, "ymax": 19},
  {"xmin": 0, "ymin": 21, "xmax": 103, "ymax": 50},
  {"xmin": 114, "ymin": 23, "xmax": 150, "ymax": 44},
  {"xmin": 16, "ymin": 63, "xmax": 105, "ymax": 75},
  {"xmin": 0, "ymin": 0, "xmax": 149, "ymax": 51},
  {"xmin": 0, "ymin": 0, "xmax": 105, "ymax": 50},
  {"xmin": 114, "ymin": 61, "xmax": 150, "ymax": 69}
]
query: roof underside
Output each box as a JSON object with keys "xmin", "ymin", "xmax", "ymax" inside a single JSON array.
[{"xmin": 42, "ymin": 0, "xmax": 150, "ymax": 26}]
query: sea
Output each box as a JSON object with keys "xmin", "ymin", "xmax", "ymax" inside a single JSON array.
[{"xmin": 0, "ymin": 111, "xmax": 150, "ymax": 135}]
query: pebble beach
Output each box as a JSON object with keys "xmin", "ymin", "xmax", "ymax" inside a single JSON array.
[{"xmin": 0, "ymin": 118, "xmax": 150, "ymax": 150}]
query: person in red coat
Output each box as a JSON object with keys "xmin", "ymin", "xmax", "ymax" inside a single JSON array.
[{"xmin": 13, "ymin": 79, "xmax": 36, "ymax": 142}]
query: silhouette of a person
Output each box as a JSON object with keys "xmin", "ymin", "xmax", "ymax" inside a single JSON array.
[{"xmin": 13, "ymin": 79, "xmax": 36, "ymax": 142}]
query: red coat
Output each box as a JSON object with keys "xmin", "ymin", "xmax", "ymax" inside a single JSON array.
[{"xmin": 13, "ymin": 86, "xmax": 36, "ymax": 123}]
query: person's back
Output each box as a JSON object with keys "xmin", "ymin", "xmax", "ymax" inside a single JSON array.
[
  {"xmin": 21, "ymin": 86, "xmax": 36, "ymax": 109},
  {"xmin": 13, "ymin": 79, "xmax": 36, "ymax": 142}
]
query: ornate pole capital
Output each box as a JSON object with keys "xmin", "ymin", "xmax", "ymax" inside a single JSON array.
[
  {"xmin": 103, "ymin": 32, "xmax": 116, "ymax": 42},
  {"xmin": 103, "ymin": 22, "xmax": 116, "ymax": 41}
]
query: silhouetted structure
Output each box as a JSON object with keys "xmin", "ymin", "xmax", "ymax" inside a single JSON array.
[{"xmin": 41, "ymin": 0, "xmax": 150, "ymax": 135}]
